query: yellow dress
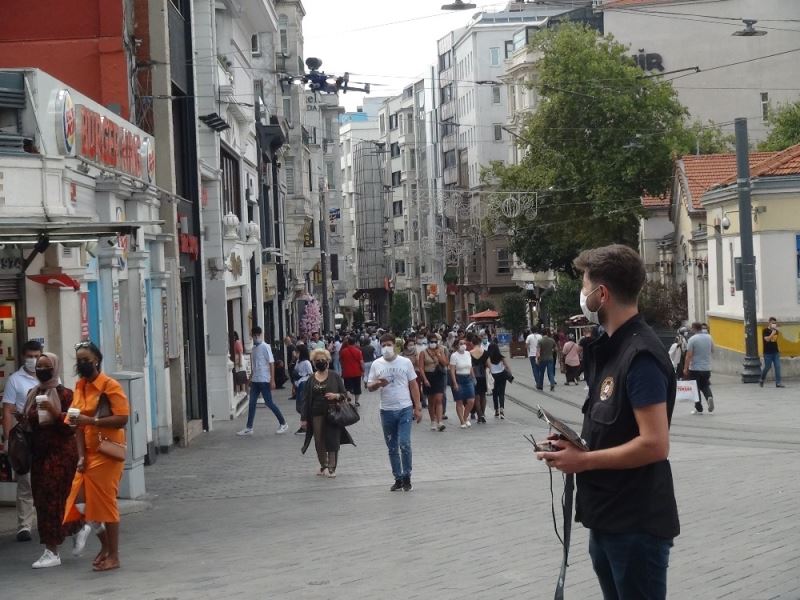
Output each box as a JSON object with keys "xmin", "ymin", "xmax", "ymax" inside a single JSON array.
[{"xmin": 63, "ymin": 373, "xmax": 129, "ymax": 524}]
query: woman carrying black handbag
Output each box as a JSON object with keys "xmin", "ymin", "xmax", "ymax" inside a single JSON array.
[{"xmin": 300, "ymin": 348, "xmax": 356, "ymax": 478}]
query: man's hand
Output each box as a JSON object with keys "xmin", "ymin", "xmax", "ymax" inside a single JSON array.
[
  {"xmin": 536, "ymin": 438, "xmax": 590, "ymax": 474},
  {"xmin": 76, "ymin": 456, "xmax": 86, "ymax": 473},
  {"xmin": 413, "ymin": 405, "xmax": 422, "ymax": 423},
  {"xmin": 270, "ymin": 381, "xmax": 276, "ymax": 391}
]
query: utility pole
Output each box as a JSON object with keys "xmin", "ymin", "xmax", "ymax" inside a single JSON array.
[
  {"xmin": 734, "ymin": 118, "xmax": 761, "ymax": 383},
  {"xmin": 319, "ymin": 176, "xmax": 332, "ymax": 334}
]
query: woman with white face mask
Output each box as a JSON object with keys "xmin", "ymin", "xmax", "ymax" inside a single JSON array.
[
  {"xmin": 419, "ymin": 335, "xmax": 448, "ymax": 431},
  {"xmin": 449, "ymin": 340, "xmax": 476, "ymax": 428}
]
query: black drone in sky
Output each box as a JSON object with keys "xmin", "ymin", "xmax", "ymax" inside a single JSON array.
[{"xmin": 281, "ymin": 57, "xmax": 372, "ymax": 95}]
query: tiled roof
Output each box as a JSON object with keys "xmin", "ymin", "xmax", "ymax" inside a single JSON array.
[
  {"xmin": 735, "ymin": 143, "xmax": 800, "ymax": 180},
  {"xmin": 642, "ymin": 193, "xmax": 670, "ymax": 209},
  {"xmin": 680, "ymin": 152, "xmax": 776, "ymax": 210}
]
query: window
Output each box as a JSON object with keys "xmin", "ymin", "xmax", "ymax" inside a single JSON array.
[
  {"xmin": 497, "ymin": 248, "xmax": 511, "ymax": 274},
  {"xmin": 409, "ymin": 150, "xmax": 416, "ymax": 170},
  {"xmin": 390, "ymin": 142, "xmax": 401, "ymax": 158},
  {"xmin": 406, "ymin": 115, "xmax": 414, "ymax": 133},
  {"xmin": 389, "ymin": 113, "xmax": 399, "ymax": 130},
  {"xmin": 392, "ymin": 171, "xmax": 402, "ymax": 187},
  {"xmin": 505, "ymin": 40, "xmax": 514, "ymax": 59},
  {"xmin": 490, "ymin": 47, "xmax": 500, "ymax": 66},
  {"xmin": 441, "ymin": 118, "xmax": 456, "ymax": 137},
  {"xmin": 278, "ymin": 15, "xmax": 289, "ymax": 55},
  {"xmin": 492, "ymin": 85, "xmax": 501, "ymax": 104},
  {"xmin": 393, "ymin": 200, "xmax": 403, "ymax": 217},
  {"xmin": 285, "ymin": 158, "xmax": 295, "ymax": 195},
  {"xmin": 220, "ymin": 149, "xmax": 241, "ymax": 221},
  {"xmin": 444, "ymin": 150, "xmax": 456, "ymax": 169},
  {"xmin": 379, "ymin": 114, "xmax": 386, "ymax": 135},
  {"xmin": 395, "ymin": 260, "xmax": 406, "ymax": 275},
  {"xmin": 394, "ymin": 230, "xmax": 405, "ymax": 244},
  {"xmin": 282, "ymin": 97, "xmax": 292, "ymax": 123},
  {"xmin": 308, "ymin": 159, "xmax": 313, "ymax": 192},
  {"xmin": 438, "ymin": 50, "xmax": 452, "ymax": 71},
  {"xmin": 440, "ymin": 84, "xmax": 453, "ymax": 104},
  {"xmin": 325, "ymin": 161, "xmax": 335, "ymax": 189},
  {"xmin": 250, "ymin": 34, "xmax": 261, "ymax": 57},
  {"xmin": 330, "ymin": 254, "xmax": 339, "ymax": 281},
  {"xmin": 761, "ymin": 92, "xmax": 770, "ymax": 121},
  {"xmin": 494, "ymin": 125, "xmax": 503, "ymax": 141}
]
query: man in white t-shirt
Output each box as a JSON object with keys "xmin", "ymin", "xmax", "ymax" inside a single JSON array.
[
  {"xmin": 1, "ymin": 339, "xmax": 42, "ymax": 541},
  {"xmin": 367, "ymin": 333, "xmax": 422, "ymax": 492},
  {"xmin": 237, "ymin": 326, "xmax": 288, "ymax": 436},
  {"xmin": 525, "ymin": 328, "xmax": 543, "ymax": 383}
]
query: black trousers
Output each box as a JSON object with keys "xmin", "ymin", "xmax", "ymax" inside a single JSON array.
[{"xmin": 688, "ymin": 370, "xmax": 712, "ymax": 411}]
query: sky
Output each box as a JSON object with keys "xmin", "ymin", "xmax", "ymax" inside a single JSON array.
[{"xmin": 300, "ymin": 0, "xmax": 507, "ymax": 112}]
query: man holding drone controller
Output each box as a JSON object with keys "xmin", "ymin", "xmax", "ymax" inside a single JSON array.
[{"xmin": 537, "ymin": 245, "xmax": 679, "ymax": 600}]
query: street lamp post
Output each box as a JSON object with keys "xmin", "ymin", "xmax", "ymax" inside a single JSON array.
[{"xmin": 734, "ymin": 118, "xmax": 761, "ymax": 383}]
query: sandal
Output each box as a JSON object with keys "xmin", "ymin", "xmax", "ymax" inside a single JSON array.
[
  {"xmin": 93, "ymin": 557, "xmax": 120, "ymax": 572},
  {"xmin": 93, "ymin": 551, "xmax": 108, "ymax": 567}
]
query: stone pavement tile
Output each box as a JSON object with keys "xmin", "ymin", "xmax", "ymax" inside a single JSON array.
[{"xmin": 0, "ymin": 382, "xmax": 798, "ymax": 599}]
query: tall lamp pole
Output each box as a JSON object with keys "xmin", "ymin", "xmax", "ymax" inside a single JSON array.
[
  {"xmin": 734, "ymin": 118, "xmax": 761, "ymax": 382},
  {"xmin": 319, "ymin": 176, "xmax": 332, "ymax": 334}
]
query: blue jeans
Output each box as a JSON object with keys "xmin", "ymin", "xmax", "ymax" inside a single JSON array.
[
  {"xmin": 589, "ymin": 530, "xmax": 672, "ymax": 600},
  {"xmin": 380, "ymin": 406, "xmax": 413, "ymax": 479},
  {"xmin": 761, "ymin": 352, "xmax": 782, "ymax": 385},
  {"xmin": 295, "ymin": 380, "xmax": 306, "ymax": 415},
  {"xmin": 246, "ymin": 381, "xmax": 285, "ymax": 429},
  {"xmin": 541, "ymin": 359, "xmax": 556, "ymax": 386}
]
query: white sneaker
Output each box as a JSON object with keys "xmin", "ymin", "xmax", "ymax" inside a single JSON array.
[
  {"xmin": 460, "ymin": 423, "xmax": 468, "ymax": 429},
  {"xmin": 276, "ymin": 423, "xmax": 289, "ymax": 434},
  {"xmin": 236, "ymin": 428, "xmax": 254, "ymax": 436},
  {"xmin": 465, "ymin": 420, "xmax": 472, "ymax": 428},
  {"xmin": 430, "ymin": 424, "xmax": 438, "ymax": 431},
  {"xmin": 32, "ymin": 549, "xmax": 61, "ymax": 569},
  {"xmin": 72, "ymin": 524, "xmax": 92, "ymax": 556},
  {"xmin": 690, "ymin": 410, "xmax": 703, "ymax": 415}
]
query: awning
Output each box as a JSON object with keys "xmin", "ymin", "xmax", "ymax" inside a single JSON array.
[
  {"xmin": 0, "ymin": 220, "xmax": 163, "ymax": 271},
  {"xmin": 28, "ymin": 273, "xmax": 80, "ymax": 290},
  {"xmin": 469, "ymin": 309, "xmax": 499, "ymax": 320}
]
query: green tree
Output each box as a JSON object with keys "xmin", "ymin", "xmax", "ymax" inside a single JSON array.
[
  {"xmin": 539, "ymin": 275, "xmax": 582, "ymax": 327},
  {"xmin": 488, "ymin": 24, "xmax": 687, "ymax": 274},
  {"xmin": 759, "ymin": 100, "xmax": 800, "ymax": 151},
  {"xmin": 500, "ymin": 293, "xmax": 528, "ymax": 336},
  {"xmin": 638, "ymin": 281, "xmax": 687, "ymax": 329},
  {"xmin": 475, "ymin": 300, "xmax": 496, "ymax": 312},
  {"xmin": 671, "ymin": 120, "xmax": 735, "ymax": 156},
  {"xmin": 353, "ymin": 308, "xmax": 365, "ymax": 328},
  {"xmin": 389, "ymin": 293, "xmax": 411, "ymax": 333},
  {"xmin": 428, "ymin": 302, "xmax": 443, "ymax": 326}
]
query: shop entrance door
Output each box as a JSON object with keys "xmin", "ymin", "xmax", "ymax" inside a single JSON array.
[{"xmin": 181, "ymin": 280, "xmax": 201, "ymax": 421}]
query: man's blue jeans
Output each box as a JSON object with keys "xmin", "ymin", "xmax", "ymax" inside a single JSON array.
[
  {"xmin": 761, "ymin": 352, "xmax": 782, "ymax": 385},
  {"xmin": 588, "ymin": 530, "xmax": 672, "ymax": 600},
  {"xmin": 380, "ymin": 406, "xmax": 413, "ymax": 479},
  {"xmin": 246, "ymin": 381, "xmax": 286, "ymax": 429}
]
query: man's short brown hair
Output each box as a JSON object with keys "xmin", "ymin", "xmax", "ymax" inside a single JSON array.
[
  {"xmin": 380, "ymin": 333, "xmax": 396, "ymax": 344},
  {"xmin": 573, "ymin": 244, "xmax": 646, "ymax": 305}
]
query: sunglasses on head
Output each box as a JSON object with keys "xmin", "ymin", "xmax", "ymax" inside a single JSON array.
[{"xmin": 74, "ymin": 341, "xmax": 92, "ymax": 350}]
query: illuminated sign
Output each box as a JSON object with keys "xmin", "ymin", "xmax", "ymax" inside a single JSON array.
[{"xmin": 54, "ymin": 89, "xmax": 155, "ymax": 183}]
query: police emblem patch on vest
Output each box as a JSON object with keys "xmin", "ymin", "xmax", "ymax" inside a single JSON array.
[{"xmin": 599, "ymin": 376, "xmax": 615, "ymax": 401}]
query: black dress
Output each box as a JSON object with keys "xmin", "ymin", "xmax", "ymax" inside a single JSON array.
[
  {"xmin": 472, "ymin": 350, "xmax": 489, "ymax": 396},
  {"xmin": 300, "ymin": 373, "xmax": 356, "ymax": 457}
]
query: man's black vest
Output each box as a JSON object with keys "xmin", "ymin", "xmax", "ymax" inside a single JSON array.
[{"xmin": 577, "ymin": 314, "xmax": 680, "ymax": 540}]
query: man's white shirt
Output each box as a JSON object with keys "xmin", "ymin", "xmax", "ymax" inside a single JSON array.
[
  {"xmin": 250, "ymin": 342, "xmax": 274, "ymax": 383},
  {"xmin": 368, "ymin": 356, "xmax": 417, "ymax": 411},
  {"xmin": 525, "ymin": 333, "xmax": 542, "ymax": 358}
]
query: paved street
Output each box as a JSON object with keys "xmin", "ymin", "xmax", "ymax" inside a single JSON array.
[{"xmin": 1, "ymin": 360, "xmax": 798, "ymax": 599}]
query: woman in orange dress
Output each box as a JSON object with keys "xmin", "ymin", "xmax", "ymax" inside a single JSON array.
[{"xmin": 63, "ymin": 341, "xmax": 129, "ymax": 572}]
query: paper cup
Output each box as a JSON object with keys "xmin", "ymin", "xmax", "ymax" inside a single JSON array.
[{"xmin": 67, "ymin": 407, "xmax": 81, "ymax": 420}]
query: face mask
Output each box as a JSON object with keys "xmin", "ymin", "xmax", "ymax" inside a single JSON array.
[
  {"xmin": 580, "ymin": 287, "xmax": 602, "ymax": 325},
  {"xmin": 35, "ymin": 368, "xmax": 53, "ymax": 383},
  {"xmin": 458, "ymin": 344, "xmax": 467, "ymax": 353},
  {"xmin": 381, "ymin": 346, "xmax": 395, "ymax": 359},
  {"xmin": 314, "ymin": 360, "xmax": 328, "ymax": 371},
  {"xmin": 76, "ymin": 361, "xmax": 96, "ymax": 378},
  {"xmin": 429, "ymin": 342, "xmax": 438, "ymax": 349},
  {"xmin": 24, "ymin": 357, "xmax": 38, "ymax": 372}
]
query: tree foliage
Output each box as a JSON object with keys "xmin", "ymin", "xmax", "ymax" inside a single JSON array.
[
  {"xmin": 759, "ymin": 100, "xmax": 800, "ymax": 151},
  {"xmin": 539, "ymin": 275, "xmax": 582, "ymax": 328},
  {"xmin": 500, "ymin": 293, "xmax": 528, "ymax": 336},
  {"xmin": 671, "ymin": 120, "xmax": 735, "ymax": 156},
  {"xmin": 353, "ymin": 308, "xmax": 365, "ymax": 328},
  {"xmin": 638, "ymin": 281, "xmax": 687, "ymax": 329},
  {"xmin": 487, "ymin": 24, "xmax": 687, "ymax": 274},
  {"xmin": 390, "ymin": 293, "xmax": 411, "ymax": 333},
  {"xmin": 475, "ymin": 300, "xmax": 496, "ymax": 313}
]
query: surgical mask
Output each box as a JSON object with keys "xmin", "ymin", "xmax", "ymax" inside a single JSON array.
[
  {"xmin": 579, "ymin": 287, "xmax": 601, "ymax": 325},
  {"xmin": 314, "ymin": 360, "xmax": 328, "ymax": 371},
  {"xmin": 429, "ymin": 342, "xmax": 438, "ymax": 349},
  {"xmin": 458, "ymin": 344, "xmax": 467, "ymax": 353},
  {"xmin": 35, "ymin": 368, "xmax": 53, "ymax": 383},
  {"xmin": 24, "ymin": 357, "xmax": 38, "ymax": 372},
  {"xmin": 381, "ymin": 346, "xmax": 395, "ymax": 359}
]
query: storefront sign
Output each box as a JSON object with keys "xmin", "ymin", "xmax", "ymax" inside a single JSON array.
[
  {"xmin": 632, "ymin": 49, "xmax": 664, "ymax": 72},
  {"xmin": 79, "ymin": 292, "xmax": 89, "ymax": 341},
  {"xmin": 162, "ymin": 291, "xmax": 169, "ymax": 368},
  {"xmin": 55, "ymin": 89, "xmax": 155, "ymax": 183}
]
